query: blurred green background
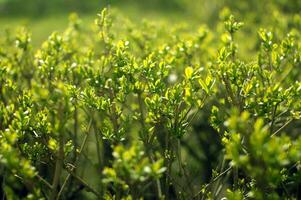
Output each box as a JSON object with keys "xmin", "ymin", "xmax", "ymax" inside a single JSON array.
[
  {"xmin": 1, "ymin": 0, "xmax": 300, "ymax": 47},
  {"xmin": 0, "ymin": 0, "xmax": 186, "ymax": 46}
]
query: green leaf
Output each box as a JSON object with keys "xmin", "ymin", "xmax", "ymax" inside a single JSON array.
[
  {"xmin": 198, "ymin": 78, "xmax": 209, "ymax": 94},
  {"xmin": 184, "ymin": 66, "xmax": 193, "ymax": 79}
]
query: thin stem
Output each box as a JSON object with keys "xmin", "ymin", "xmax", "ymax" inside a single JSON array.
[
  {"xmin": 176, "ymin": 140, "xmax": 194, "ymax": 198},
  {"xmin": 221, "ymin": 74, "xmax": 239, "ymax": 109},
  {"xmin": 36, "ymin": 174, "xmax": 53, "ymax": 190},
  {"xmin": 194, "ymin": 166, "xmax": 232, "ymax": 199},
  {"xmin": 271, "ymin": 118, "xmax": 293, "ymax": 137},
  {"xmin": 268, "ymin": 51, "xmax": 273, "ymax": 71},
  {"xmin": 50, "ymin": 103, "xmax": 65, "ymax": 200},
  {"xmin": 56, "ymin": 119, "xmax": 93, "ymax": 200},
  {"xmin": 50, "ymin": 132, "xmax": 64, "ymax": 200},
  {"xmin": 137, "ymin": 92, "xmax": 163, "ymax": 198},
  {"xmin": 137, "ymin": 92, "xmax": 147, "ymax": 141},
  {"xmin": 213, "ymin": 156, "xmax": 226, "ymax": 198},
  {"xmin": 233, "ymin": 166, "xmax": 238, "ymax": 190},
  {"xmin": 57, "ymin": 174, "xmax": 70, "ymax": 200},
  {"xmin": 64, "ymin": 167, "xmax": 101, "ymax": 197},
  {"xmin": 270, "ymin": 102, "xmax": 279, "ymax": 135},
  {"xmin": 212, "ymin": 166, "xmax": 232, "ymax": 183},
  {"xmin": 230, "ymin": 32, "xmax": 235, "ymax": 61},
  {"xmin": 93, "ymin": 119, "xmax": 102, "ymax": 169},
  {"xmin": 73, "ymin": 103, "xmax": 78, "ymax": 161},
  {"xmin": 108, "ymin": 89, "xmax": 119, "ymax": 142},
  {"xmin": 165, "ymin": 131, "xmax": 171, "ymax": 199}
]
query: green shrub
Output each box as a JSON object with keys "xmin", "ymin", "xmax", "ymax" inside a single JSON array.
[{"xmin": 0, "ymin": 6, "xmax": 301, "ymax": 200}]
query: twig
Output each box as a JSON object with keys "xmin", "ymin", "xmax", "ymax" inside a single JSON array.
[
  {"xmin": 56, "ymin": 118, "xmax": 93, "ymax": 200},
  {"xmin": 73, "ymin": 103, "xmax": 78, "ymax": 161},
  {"xmin": 176, "ymin": 140, "xmax": 194, "ymax": 199},
  {"xmin": 64, "ymin": 167, "xmax": 101, "ymax": 197},
  {"xmin": 270, "ymin": 102, "xmax": 279, "ymax": 135},
  {"xmin": 270, "ymin": 118, "xmax": 293, "ymax": 137},
  {"xmin": 36, "ymin": 174, "xmax": 53, "ymax": 189},
  {"xmin": 50, "ymin": 103, "xmax": 65, "ymax": 200},
  {"xmin": 137, "ymin": 91, "xmax": 163, "ymax": 198},
  {"xmin": 194, "ymin": 166, "xmax": 232, "ymax": 199},
  {"xmin": 93, "ymin": 119, "xmax": 102, "ymax": 169}
]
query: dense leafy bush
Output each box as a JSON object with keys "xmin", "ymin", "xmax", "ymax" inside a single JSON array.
[{"xmin": 1, "ymin": 5, "xmax": 301, "ymax": 200}]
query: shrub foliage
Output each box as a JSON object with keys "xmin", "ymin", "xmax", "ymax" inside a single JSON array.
[{"xmin": 1, "ymin": 6, "xmax": 301, "ymax": 200}]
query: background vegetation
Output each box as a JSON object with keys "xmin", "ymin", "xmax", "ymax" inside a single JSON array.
[{"xmin": 1, "ymin": 0, "xmax": 301, "ymax": 199}]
